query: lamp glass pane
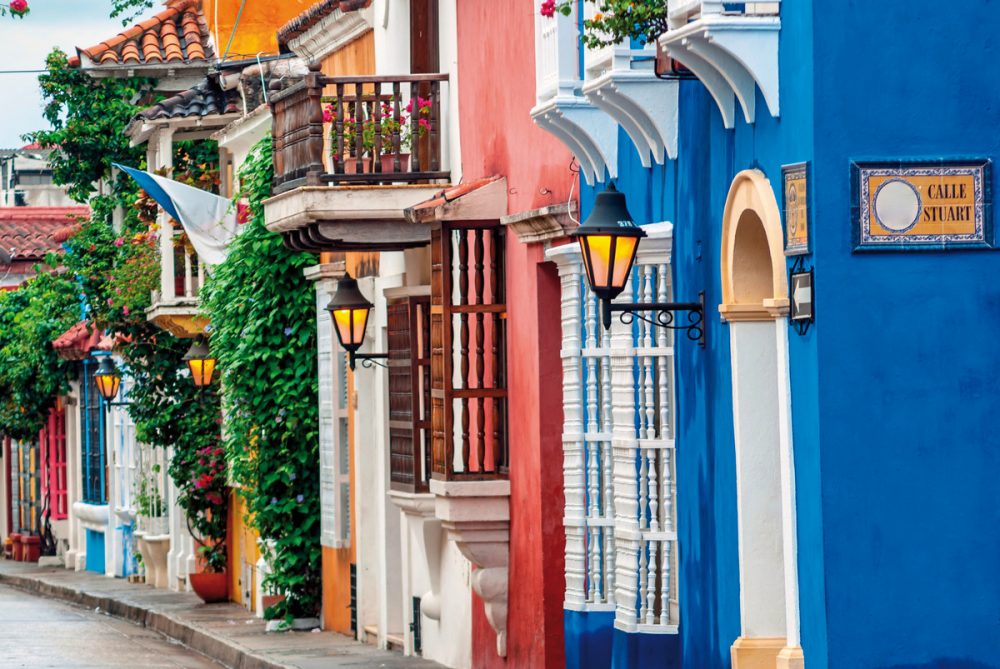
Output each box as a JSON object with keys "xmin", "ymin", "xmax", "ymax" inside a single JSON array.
[
  {"xmin": 188, "ymin": 357, "xmax": 216, "ymax": 387},
  {"xmin": 610, "ymin": 235, "xmax": 639, "ymax": 290},
  {"xmin": 95, "ymin": 374, "xmax": 120, "ymax": 401},
  {"xmin": 333, "ymin": 307, "xmax": 370, "ymax": 349},
  {"xmin": 579, "ymin": 235, "xmax": 613, "ymax": 289}
]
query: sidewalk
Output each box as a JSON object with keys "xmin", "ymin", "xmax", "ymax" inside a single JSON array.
[{"xmin": 0, "ymin": 561, "xmax": 443, "ymax": 669}]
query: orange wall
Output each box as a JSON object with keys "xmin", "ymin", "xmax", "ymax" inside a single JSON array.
[
  {"xmin": 206, "ymin": 0, "xmax": 316, "ymax": 61},
  {"xmin": 227, "ymin": 489, "xmax": 260, "ymax": 610}
]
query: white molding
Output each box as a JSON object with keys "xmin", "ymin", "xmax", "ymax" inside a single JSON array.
[
  {"xmin": 659, "ymin": 9, "xmax": 780, "ymax": 128},
  {"xmin": 583, "ymin": 53, "xmax": 679, "ymax": 166},
  {"xmin": 531, "ymin": 96, "xmax": 618, "ymax": 186},
  {"xmin": 287, "ymin": 6, "xmax": 375, "ymax": 64}
]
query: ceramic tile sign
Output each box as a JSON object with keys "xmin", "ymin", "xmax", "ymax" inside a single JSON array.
[
  {"xmin": 852, "ymin": 159, "xmax": 993, "ymax": 251},
  {"xmin": 783, "ymin": 162, "xmax": 810, "ymax": 255}
]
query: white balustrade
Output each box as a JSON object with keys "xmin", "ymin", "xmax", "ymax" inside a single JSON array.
[
  {"xmin": 549, "ymin": 224, "xmax": 678, "ymax": 633},
  {"xmin": 534, "ymin": 0, "xmax": 581, "ymax": 103},
  {"xmin": 669, "ymin": 0, "xmax": 780, "ymax": 28}
]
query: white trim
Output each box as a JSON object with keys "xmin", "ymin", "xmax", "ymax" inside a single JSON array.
[{"xmin": 287, "ymin": 5, "xmax": 375, "ymax": 64}]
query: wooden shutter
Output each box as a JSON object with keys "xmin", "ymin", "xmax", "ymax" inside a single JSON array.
[
  {"xmin": 430, "ymin": 223, "xmax": 509, "ymax": 480},
  {"xmin": 388, "ymin": 295, "xmax": 432, "ymax": 492}
]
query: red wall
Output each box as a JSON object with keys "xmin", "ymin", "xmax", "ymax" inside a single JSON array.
[{"xmin": 457, "ymin": 1, "xmax": 574, "ymax": 667}]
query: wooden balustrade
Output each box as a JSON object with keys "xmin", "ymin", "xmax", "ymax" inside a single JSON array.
[
  {"xmin": 270, "ymin": 68, "xmax": 450, "ymax": 194},
  {"xmin": 388, "ymin": 295, "xmax": 433, "ymax": 493},
  {"xmin": 430, "ymin": 223, "xmax": 508, "ymax": 481}
]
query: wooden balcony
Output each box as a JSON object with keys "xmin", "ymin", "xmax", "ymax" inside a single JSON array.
[
  {"xmin": 146, "ymin": 221, "xmax": 207, "ymax": 338},
  {"xmin": 265, "ymin": 67, "xmax": 452, "ymax": 253}
]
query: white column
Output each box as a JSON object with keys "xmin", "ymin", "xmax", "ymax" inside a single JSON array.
[{"xmin": 154, "ymin": 128, "xmax": 176, "ymax": 304}]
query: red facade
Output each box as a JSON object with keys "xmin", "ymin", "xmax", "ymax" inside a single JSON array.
[{"xmin": 457, "ymin": 1, "xmax": 575, "ymax": 666}]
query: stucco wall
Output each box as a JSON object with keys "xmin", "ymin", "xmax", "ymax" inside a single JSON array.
[{"xmin": 456, "ymin": 1, "xmax": 574, "ymax": 667}]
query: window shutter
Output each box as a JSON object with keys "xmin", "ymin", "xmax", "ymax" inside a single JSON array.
[{"xmin": 388, "ymin": 295, "xmax": 432, "ymax": 493}]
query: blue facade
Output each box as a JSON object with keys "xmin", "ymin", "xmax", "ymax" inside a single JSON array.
[{"xmin": 564, "ymin": 1, "xmax": 1000, "ymax": 667}]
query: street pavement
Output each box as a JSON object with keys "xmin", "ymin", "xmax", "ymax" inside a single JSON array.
[{"xmin": 0, "ymin": 583, "xmax": 222, "ymax": 668}]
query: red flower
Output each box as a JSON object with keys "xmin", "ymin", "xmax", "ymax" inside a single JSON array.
[
  {"xmin": 9, "ymin": 0, "xmax": 28, "ymax": 14},
  {"xmin": 540, "ymin": 0, "xmax": 556, "ymax": 17}
]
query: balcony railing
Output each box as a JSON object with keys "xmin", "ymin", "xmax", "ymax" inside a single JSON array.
[
  {"xmin": 153, "ymin": 222, "xmax": 203, "ymax": 306},
  {"xmin": 668, "ymin": 0, "xmax": 780, "ymax": 29},
  {"xmin": 270, "ymin": 68, "xmax": 450, "ymax": 194}
]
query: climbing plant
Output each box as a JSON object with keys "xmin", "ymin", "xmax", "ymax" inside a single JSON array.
[
  {"xmin": 202, "ymin": 138, "xmax": 322, "ymax": 621},
  {"xmin": 540, "ymin": 0, "xmax": 669, "ymax": 48},
  {"xmin": 0, "ymin": 257, "xmax": 79, "ymax": 441}
]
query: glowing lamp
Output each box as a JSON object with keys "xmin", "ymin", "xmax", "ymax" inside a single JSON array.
[
  {"xmin": 183, "ymin": 338, "xmax": 217, "ymax": 388},
  {"xmin": 94, "ymin": 357, "xmax": 121, "ymax": 402},
  {"xmin": 571, "ymin": 183, "xmax": 647, "ymax": 303}
]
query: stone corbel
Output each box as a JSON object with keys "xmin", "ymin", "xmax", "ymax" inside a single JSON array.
[
  {"xmin": 388, "ymin": 491, "xmax": 444, "ymax": 621},
  {"xmin": 430, "ymin": 479, "xmax": 511, "ymax": 657},
  {"xmin": 501, "ymin": 202, "xmax": 578, "ymax": 245}
]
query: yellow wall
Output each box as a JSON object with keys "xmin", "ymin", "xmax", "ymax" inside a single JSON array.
[
  {"xmin": 206, "ymin": 0, "xmax": 317, "ymax": 61},
  {"xmin": 228, "ymin": 489, "xmax": 260, "ymax": 610}
]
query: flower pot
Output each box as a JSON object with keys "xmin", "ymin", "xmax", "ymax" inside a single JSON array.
[
  {"xmin": 3, "ymin": 536, "xmax": 13, "ymax": 560},
  {"xmin": 10, "ymin": 533, "xmax": 22, "ymax": 561},
  {"xmin": 379, "ymin": 153, "xmax": 410, "ymax": 174},
  {"xmin": 262, "ymin": 593, "xmax": 285, "ymax": 612},
  {"xmin": 341, "ymin": 157, "xmax": 372, "ymax": 175},
  {"xmin": 21, "ymin": 535, "xmax": 40, "ymax": 563},
  {"xmin": 190, "ymin": 571, "xmax": 229, "ymax": 604}
]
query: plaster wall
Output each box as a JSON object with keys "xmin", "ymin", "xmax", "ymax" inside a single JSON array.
[
  {"xmin": 455, "ymin": 2, "xmax": 574, "ymax": 666},
  {"xmin": 203, "ymin": 0, "xmax": 315, "ymax": 61},
  {"xmin": 809, "ymin": 2, "xmax": 1000, "ymax": 667}
]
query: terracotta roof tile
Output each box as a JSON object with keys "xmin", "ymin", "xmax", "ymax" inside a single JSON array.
[
  {"xmin": 135, "ymin": 77, "xmax": 239, "ymax": 124},
  {"xmin": 75, "ymin": 0, "xmax": 214, "ymax": 68},
  {"xmin": 277, "ymin": 0, "xmax": 371, "ymax": 46},
  {"xmin": 0, "ymin": 207, "xmax": 90, "ymax": 261},
  {"xmin": 52, "ymin": 321, "xmax": 114, "ymax": 360}
]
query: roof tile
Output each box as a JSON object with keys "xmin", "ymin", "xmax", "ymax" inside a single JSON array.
[
  {"xmin": 75, "ymin": 0, "xmax": 213, "ymax": 68},
  {"xmin": 0, "ymin": 207, "xmax": 90, "ymax": 261}
]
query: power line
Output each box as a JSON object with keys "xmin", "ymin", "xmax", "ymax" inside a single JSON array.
[{"xmin": 0, "ymin": 69, "xmax": 47, "ymax": 74}]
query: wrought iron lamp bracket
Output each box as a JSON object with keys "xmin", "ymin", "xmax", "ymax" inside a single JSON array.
[
  {"xmin": 350, "ymin": 352, "xmax": 388, "ymax": 370},
  {"xmin": 602, "ymin": 291, "xmax": 706, "ymax": 348}
]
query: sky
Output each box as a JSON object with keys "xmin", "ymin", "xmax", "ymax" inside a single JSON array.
[{"xmin": 0, "ymin": 1, "xmax": 158, "ymax": 148}]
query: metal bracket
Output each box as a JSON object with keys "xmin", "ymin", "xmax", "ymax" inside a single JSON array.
[
  {"xmin": 603, "ymin": 291, "xmax": 706, "ymax": 348},
  {"xmin": 349, "ymin": 352, "xmax": 388, "ymax": 370}
]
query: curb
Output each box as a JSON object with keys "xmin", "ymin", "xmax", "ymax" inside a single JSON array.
[{"xmin": 0, "ymin": 569, "xmax": 292, "ymax": 669}]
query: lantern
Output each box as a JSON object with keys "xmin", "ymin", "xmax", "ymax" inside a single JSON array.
[
  {"xmin": 94, "ymin": 356, "xmax": 121, "ymax": 402},
  {"xmin": 571, "ymin": 183, "xmax": 647, "ymax": 303},
  {"xmin": 326, "ymin": 273, "xmax": 373, "ymax": 355},
  {"xmin": 183, "ymin": 338, "xmax": 217, "ymax": 388}
]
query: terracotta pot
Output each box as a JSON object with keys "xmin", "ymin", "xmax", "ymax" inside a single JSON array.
[
  {"xmin": 262, "ymin": 593, "xmax": 286, "ymax": 612},
  {"xmin": 379, "ymin": 153, "xmax": 410, "ymax": 174},
  {"xmin": 189, "ymin": 571, "xmax": 229, "ymax": 604},
  {"xmin": 3, "ymin": 536, "xmax": 13, "ymax": 560},
  {"xmin": 10, "ymin": 533, "xmax": 22, "ymax": 561},
  {"xmin": 341, "ymin": 157, "xmax": 372, "ymax": 174},
  {"xmin": 21, "ymin": 535, "xmax": 40, "ymax": 563}
]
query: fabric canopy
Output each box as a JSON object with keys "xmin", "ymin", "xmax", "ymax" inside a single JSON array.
[{"xmin": 114, "ymin": 163, "xmax": 237, "ymax": 266}]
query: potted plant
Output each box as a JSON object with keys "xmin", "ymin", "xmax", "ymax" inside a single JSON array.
[
  {"xmin": 171, "ymin": 443, "xmax": 229, "ymax": 604},
  {"xmin": 323, "ymin": 95, "xmax": 433, "ymax": 175}
]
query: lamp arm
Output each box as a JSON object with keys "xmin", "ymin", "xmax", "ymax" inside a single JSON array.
[{"xmin": 602, "ymin": 292, "xmax": 706, "ymax": 347}]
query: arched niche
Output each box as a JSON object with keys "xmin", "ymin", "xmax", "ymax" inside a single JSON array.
[
  {"xmin": 719, "ymin": 170, "xmax": 804, "ymax": 669},
  {"xmin": 720, "ymin": 169, "xmax": 789, "ymax": 322}
]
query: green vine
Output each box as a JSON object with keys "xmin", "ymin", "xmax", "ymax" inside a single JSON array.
[
  {"xmin": 203, "ymin": 138, "xmax": 322, "ymax": 620},
  {"xmin": 541, "ymin": 0, "xmax": 668, "ymax": 48}
]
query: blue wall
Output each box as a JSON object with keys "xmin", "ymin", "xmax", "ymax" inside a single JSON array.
[
  {"xmin": 811, "ymin": 2, "xmax": 1000, "ymax": 667},
  {"xmin": 85, "ymin": 528, "xmax": 105, "ymax": 574}
]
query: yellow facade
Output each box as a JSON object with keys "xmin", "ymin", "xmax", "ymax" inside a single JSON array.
[
  {"xmin": 227, "ymin": 489, "xmax": 260, "ymax": 610},
  {"xmin": 204, "ymin": 0, "xmax": 317, "ymax": 62}
]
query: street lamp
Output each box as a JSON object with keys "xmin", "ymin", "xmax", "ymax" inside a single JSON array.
[
  {"xmin": 572, "ymin": 183, "xmax": 705, "ymax": 345},
  {"xmin": 94, "ymin": 356, "xmax": 122, "ymax": 402},
  {"xmin": 325, "ymin": 273, "xmax": 387, "ymax": 370},
  {"xmin": 183, "ymin": 338, "xmax": 217, "ymax": 388}
]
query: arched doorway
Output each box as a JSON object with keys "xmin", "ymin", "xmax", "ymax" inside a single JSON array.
[{"xmin": 720, "ymin": 170, "xmax": 804, "ymax": 669}]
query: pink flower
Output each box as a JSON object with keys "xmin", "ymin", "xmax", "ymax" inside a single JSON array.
[
  {"xmin": 418, "ymin": 118, "xmax": 431, "ymax": 130},
  {"xmin": 106, "ymin": 298, "xmax": 113, "ymax": 305},
  {"xmin": 540, "ymin": 0, "xmax": 556, "ymax": 17},
  {"xmin": 114, "ymin": 237, "xmax": 124, "ymax": 247},
  {"xmin": 123, "ymin": 306, "xmax": 130, "ymax": 316},
  {"xmin": 9, "ymin": 0, "xmax": 27, "ymax": 14}
]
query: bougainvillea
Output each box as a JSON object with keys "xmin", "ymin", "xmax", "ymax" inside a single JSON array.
[
  {"xmin": 1, "ymin": 0, "xmax": 29, "ymax": 18},
  {"xmin": 203, "ymin": 137, "xmax": 321, "ymax": 621},
  {"xmin": 541, "ymin": 0, "xmax": 668, "ymax": 48}
]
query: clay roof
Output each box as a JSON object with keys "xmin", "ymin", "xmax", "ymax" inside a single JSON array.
[
  {"xmin": 0, "ymin": 207, "xmax": 90, "ymax": 261},
  {"xmin": 74, "ymin": 0, "xmax": 213, "ymax": 68},
  {"xmin": 277, "ymin": 0, "xmax": 371, "ymax": 45},
  {"xmin": 404, "ymin": 176, "xmax": 508, "ymax": 224},
  {"xmin": 52, "ymin": 321, "xmax": 114, "ymax": 360},
  {"xmin": 136, "ymin": 77, "xmax": 239, "ymax": 123}
]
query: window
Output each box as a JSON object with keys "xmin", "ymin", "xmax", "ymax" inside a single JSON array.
[
  {"xmin": 387, "ymin": 294, "xmax": 432, "ymax": 493},
  {"xmin": 81, "ymin": 358, "xmax": 107, "ymax": 505},
  {"xmin": 41, "ymin": 406, "xmax": 67, "ymax": 521},
  {"xmin": 430, "ymin": 223, "xmax": 509, "ymax": 480}
]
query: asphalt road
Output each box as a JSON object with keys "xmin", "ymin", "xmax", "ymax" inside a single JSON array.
[{"xmin": 0, "ymin": 584, "xmax": 223, "ymax": 668}]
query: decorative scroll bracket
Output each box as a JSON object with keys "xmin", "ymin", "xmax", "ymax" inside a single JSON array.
[{"xmin": 602, "ymin": 292, "xmax": 706, "ymax": 347}]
